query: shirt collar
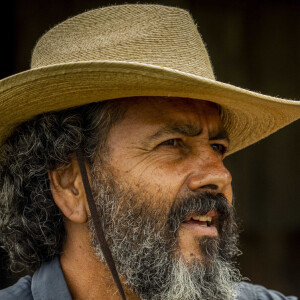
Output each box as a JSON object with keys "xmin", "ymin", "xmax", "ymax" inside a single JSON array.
[{"xmin": 31, "ymin": 256, "xmax": 72, "ymax": 300}]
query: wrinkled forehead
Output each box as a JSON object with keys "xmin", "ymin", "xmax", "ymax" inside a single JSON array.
[{"xmin": 117, "ymin": 96, "xmax": 223, "ymax": 130}]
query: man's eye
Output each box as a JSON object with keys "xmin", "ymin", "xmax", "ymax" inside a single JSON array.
[
  {"xmin": 159, "ymin": 139, "xmax": 181, "ymax": 147},
  {"xmin": 211, "ymin": 143, "xmax": 227, "ymax": 155}
]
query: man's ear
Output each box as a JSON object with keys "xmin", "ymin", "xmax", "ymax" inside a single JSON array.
[{"xmin": 48, "ymin": 156, "xmax": 89, "ymax": 223}]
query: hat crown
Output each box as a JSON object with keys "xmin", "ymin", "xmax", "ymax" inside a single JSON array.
[{"xmin": 31, "ymin": 4, "xmax": 215, "ymax": 80}]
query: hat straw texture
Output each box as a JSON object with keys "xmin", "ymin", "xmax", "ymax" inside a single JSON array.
[
  {"xmin": 0, "ymin": 4, "xmax": 299, "ymax": 154},
  {"xmin": 31, "ymin": 5, "xmax": 215, "ymax": 79}
]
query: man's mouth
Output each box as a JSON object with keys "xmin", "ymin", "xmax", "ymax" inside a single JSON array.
[
  {"xmin": 181, "ymin": 210, "xmax": 218, "ymax": 236},
  {"xmin": 183, "ymin": 215, "xmax": 213, "ymax": 226}
]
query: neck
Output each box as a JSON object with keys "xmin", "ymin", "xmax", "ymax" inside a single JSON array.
[{"xmin": 60, "ymin": 220, "xmax": 139, "ymax": 300}]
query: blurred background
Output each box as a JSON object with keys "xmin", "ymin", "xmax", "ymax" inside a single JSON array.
[{"xmin": 0, "ymin": 0, "xmax": 299, "ymax": 296}]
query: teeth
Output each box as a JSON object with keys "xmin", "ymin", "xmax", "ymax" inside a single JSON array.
[{"xmin": 191, "ymin": 216, "xmax": 212, "ymax": 222}]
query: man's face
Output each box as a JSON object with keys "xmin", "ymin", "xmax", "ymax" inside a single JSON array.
[
  {"xmin": 89, "ymin": 97, "xmax": 240, "ymax": 299},
  {"xmin": 104, "ymin": 97, "xmax": 232, "ymax": 257}
]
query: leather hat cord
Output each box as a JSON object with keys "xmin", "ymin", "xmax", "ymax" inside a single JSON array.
[{"xmin": 76, "ymin": 150, "xmax": 127, "ymax": 300}]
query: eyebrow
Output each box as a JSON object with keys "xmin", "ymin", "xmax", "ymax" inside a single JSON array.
[
  {"xmin": 209, "ymin": 128, "xmax": 230, "ymax": 144},
  {"xmin": 147, "ymin": 123, "xmax": 230, "ymax": 144},
  {"xmin": 148, "ymin": 123, "xmax": 202, "ymax": 141}
]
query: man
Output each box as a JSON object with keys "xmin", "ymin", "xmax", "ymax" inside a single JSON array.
[{"xmin": 0, "ymin": 4, "xmax": 299, "ymax": 300}]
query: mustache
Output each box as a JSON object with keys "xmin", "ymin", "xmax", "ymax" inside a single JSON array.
[{"xmin": 167, "ymin": 192, "xmax": 234, "ymax": 235}]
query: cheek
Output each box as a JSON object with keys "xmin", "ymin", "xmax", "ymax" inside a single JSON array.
[
  {"xmin": 139, "ymin": 169, "xmax": 183, "ymax": 210},
  {"xmin": 143, "ymin": 160, "xmax": 189, "ymax": 193},
  {"xmin": 110, "ymin": 151, "xmax": 187, "ymax": 195}
]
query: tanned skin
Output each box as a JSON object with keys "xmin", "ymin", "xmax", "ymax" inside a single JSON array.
[{"xmin": 49, "ymin": 97, "xmax": 232, "ymax": 300}]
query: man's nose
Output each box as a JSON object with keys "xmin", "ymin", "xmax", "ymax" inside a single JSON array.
[{"xmin": 186, "ymin": 149, "xmax": 232, "ymax": 194}]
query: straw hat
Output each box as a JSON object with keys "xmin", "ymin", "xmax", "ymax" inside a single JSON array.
[{"xmin": 0, "ymin": 4, "xmax": 299, "ymax": 154}]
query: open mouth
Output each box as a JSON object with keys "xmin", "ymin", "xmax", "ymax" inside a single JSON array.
[
  {"xmin": 181, "ymin": 210, "xmax": 218, "ymax": 236},
  {"xmin": 183, "ymin": 215, "xmax": 214, "ymax": 227}
]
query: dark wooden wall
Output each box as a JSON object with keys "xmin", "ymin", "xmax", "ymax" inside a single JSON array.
[{"xmin": 1, "ymin": 0, "xmax": 299, "ymax": 296}]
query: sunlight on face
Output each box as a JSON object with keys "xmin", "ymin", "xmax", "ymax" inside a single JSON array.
[
  {"xmin": 88, "ymin": 97, "xmax": 240, "ymax": 300},
  {"xmin": 105, "ymin": 97, "xmax": 232, "ymax": 259}
]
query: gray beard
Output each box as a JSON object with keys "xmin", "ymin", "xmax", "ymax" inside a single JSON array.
[{"xmin": 88, "ymin": 168, "xmax": 242, "ymax": 300}]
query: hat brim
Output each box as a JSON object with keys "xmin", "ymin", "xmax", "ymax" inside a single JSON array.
[{"xmin": 0, "ymin": 61, "xmax": 299, "ymax": 155}]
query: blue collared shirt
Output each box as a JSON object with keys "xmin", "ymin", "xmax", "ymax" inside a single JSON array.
[{"xmin": 0, "ymin": 257, "xmax": 297, "ymax": 300}]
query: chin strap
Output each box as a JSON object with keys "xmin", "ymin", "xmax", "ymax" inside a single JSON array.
[{"xmin": 76, "ymin": 150, "xmax": 127, "ymax": 300}]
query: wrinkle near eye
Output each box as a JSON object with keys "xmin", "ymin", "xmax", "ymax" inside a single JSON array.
[
  {"xmin": 126, "ymin": 151, "xmax": 181, "ymax": 177},
  {"xmin": 159, "ymin": 138, "xmax": 183, "ymax": 147}
]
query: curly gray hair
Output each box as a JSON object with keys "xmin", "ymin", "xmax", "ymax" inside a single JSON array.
[{"xmin": 0, "ymin": 99, "xmax": 127, "ymax": 273}]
